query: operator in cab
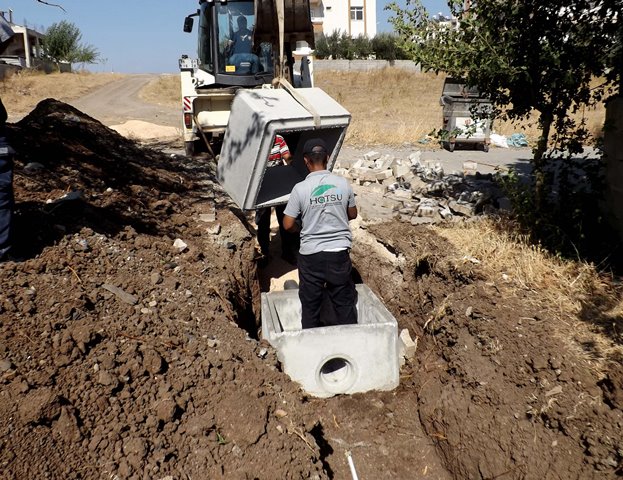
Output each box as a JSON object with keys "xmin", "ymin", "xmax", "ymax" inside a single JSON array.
[
  {"xmin": 227, "ymin": 15, "xmax": 261, "ymax": 74},
  {"xmin": 231, "ymin": 15, "xmax": 252, "ymax": 55}
]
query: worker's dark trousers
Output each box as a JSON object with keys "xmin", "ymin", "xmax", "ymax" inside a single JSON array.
[
  {"xmin": 256, "ymin": 205, "xmax": 299, "ymax": 257},
  {"xmin": 297, "ymin": 250, "xmax": 358, "ymax": 329},
  {"xmin": 0, "ymin": 150, "xmax": 13, "ymax": 259}
]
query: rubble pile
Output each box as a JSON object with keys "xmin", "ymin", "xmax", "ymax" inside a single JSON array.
[{"xmin": 335, "ymin": 150, "xmax": 512, "ymax": 224}]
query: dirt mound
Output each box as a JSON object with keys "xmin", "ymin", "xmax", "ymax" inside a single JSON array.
[
  {"xmin": 355, "ymin": 223, "xmax": 623, "ymax": 479},
  {"xmin": 0, "ymin": 99, "xmax": 621, "ymax": 479},
  {"xmin": 1, "ymin": 100, "xmax": 326, "ymax": 479}
]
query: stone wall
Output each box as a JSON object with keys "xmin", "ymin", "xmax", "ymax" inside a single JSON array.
[
  {"xmin": 604, "ymin": 96, "xmax": 623, "ymax": 241},
  {"xmin": 314, "ymin": 59, "xmax": 421, "ymax": 73}
]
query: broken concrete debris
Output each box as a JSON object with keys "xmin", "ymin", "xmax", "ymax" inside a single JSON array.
[
  {"xmin": 335, "ymin": 150, "xmax": 507, "ymax": 224},
  {"xmin": 399, "ymin": 328, "xmax": 418, "ymax": 362},
  {"xmin": 172, "ymin": 238, "xmax": 188, "ymax": 253}
]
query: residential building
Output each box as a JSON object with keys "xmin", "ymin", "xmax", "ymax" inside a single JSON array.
[
  {"xmin": 0, "ymin": 9, "xmax": 44, "ymax": 69},
  {"xmin": 310, "ymin": 0, "xmax": 377, "ymax": 38}
]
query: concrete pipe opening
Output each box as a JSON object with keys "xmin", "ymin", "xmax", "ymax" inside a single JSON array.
[{"xmin": 317, "ymin": 356, "xmax": 356, "ymax": 393}]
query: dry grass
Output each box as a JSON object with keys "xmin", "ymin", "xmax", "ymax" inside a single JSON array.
[
  {"xmin": 315, "ymin": 69, "xmax": 446, "ymax": 145},
  {"xmin": 0, "ymin": 70, "xmax": 123, "ymax": 117},
  {"xmin": 139, "ymin": 74, "xmax": 181, "ymax": 108},
  {"xmin": 315, "ymin": 68, "xmax": 607, "ymax": 147},
  {"xmin": 433, "ymin": 219, "xmax": 623, "ymax": 369},
  {"xmin": 1, "ymin": 67, "xmax": 608, "ymax": 147},
  {"xmin": 494, "ymin": 103, "xmax": 606, "ymax": 145}
]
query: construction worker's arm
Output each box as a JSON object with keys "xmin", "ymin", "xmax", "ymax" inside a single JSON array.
[
  {"xmin": 347, "ymin": 187, "xmax": 357, "ymax": 220},
  {"xmin": 347, "ymin": 206, "xmax": 358, "ymax": 220},
  {"xmin": 283, "ymin": 214, "xmax": 299, "ymax": 233}
]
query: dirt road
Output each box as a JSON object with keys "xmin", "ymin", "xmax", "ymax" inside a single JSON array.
[{"xmin": 67, "ymin": 74, "xmax": 179, "ymax": 127}]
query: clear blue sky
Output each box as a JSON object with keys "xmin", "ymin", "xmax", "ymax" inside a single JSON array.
[{"xmin": 2, "ymin": 0, "xmax": 448, "ymax": 73}]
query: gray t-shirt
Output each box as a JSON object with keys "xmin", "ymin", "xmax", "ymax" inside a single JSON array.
[{"xmin": 284, "ymin": 170, "xmax": 356, "ymax": 255}]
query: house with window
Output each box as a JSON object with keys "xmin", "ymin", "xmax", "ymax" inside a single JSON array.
[
  {"xmin": 310, "ymin": 0, "xmax": 377, "ymax": 38},
  {"xmin": 0, "ymin": 10, "xmax": 45, "ymax": 70}
]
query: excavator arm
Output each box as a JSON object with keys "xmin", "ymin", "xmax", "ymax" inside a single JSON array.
[{"xmin": 253, "ymin": 0, "xmax": 315, "ymax": 47}]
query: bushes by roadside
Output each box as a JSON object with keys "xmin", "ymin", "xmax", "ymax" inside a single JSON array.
[{"xmin": 314, "ymin": 32, "xmax": 410, "ymax": 61}]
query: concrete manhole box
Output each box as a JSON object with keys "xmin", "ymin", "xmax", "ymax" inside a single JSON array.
[
  {"xmin": 217, "ymin": 87, "xmax": 351, "ymax": 210},
  {"xmin": 261, "ymin": 284, "xmax": 400, "ymax": 398}
]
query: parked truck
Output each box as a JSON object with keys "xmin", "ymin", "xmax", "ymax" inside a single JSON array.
[{"xmin": 180, "ymin": 0, "xmax": 316, "ymax": 156}]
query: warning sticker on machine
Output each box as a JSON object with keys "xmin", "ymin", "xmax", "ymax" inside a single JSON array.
[{"xmin": 225, "ymin": 65, "xmax": 236, "ymax": 73}]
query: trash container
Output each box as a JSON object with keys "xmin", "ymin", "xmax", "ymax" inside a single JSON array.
[{"xmin": 439, "ymin": 78, "xmax": 492, "ymax": 152}]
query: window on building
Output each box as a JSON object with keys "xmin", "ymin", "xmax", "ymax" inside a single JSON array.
[{"xmin": 350, "ymin": 6, "xmax": 363, "ymax": 21}]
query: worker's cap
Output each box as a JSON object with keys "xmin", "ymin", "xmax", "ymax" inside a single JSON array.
[{"xmin": 303, "ymin": 138, "xmax": 329, "ymax": 155}]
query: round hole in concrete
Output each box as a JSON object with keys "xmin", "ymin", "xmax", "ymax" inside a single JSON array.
[{"xmin": 318, "ymin": 356, "xmax": 356, "ymax": 393}]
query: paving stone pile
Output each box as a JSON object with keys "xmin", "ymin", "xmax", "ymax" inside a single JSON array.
[{"xmin": 335, "ymin": 150, "xmax": 512, "ymax": 224}]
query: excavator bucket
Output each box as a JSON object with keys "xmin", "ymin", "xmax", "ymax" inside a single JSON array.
[
  {"xmin": 254, "ymin": 0, "xmax": 315, "ymax": 46},
  {"xmin": 217, "ymin": 88, "xmax": 351, "ymax": 211}
]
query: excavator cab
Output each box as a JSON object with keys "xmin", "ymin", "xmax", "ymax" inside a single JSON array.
[
  {"xmin": 180, "ymin": 0, "xmax": 316, "ymax": 156},
  {"xmin": 185, "ymin": 0, "xmax": 273, "ymax": 87}
]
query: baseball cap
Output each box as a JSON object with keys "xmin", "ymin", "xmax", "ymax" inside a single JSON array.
[{"xmin": 303, "ymin": 138, "xmax": 328, "ymax": 155}]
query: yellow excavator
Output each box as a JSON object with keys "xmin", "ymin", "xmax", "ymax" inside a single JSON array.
[{"xmin": 179, "ymin": 0, "xmax": 316, "ymax": 156}]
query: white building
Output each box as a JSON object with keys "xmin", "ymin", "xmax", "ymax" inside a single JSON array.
[
  {"xmin": 310, "ymin": 0, "xmax": 377, "ymax": 38},
  {"xmin": 0, "ymin": 10, "xmax": 44, "ymax": 69}
]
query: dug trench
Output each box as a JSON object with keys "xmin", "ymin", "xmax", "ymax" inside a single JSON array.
[{"xmin": 0, "ymin": 99, "xmax": 621, "ymax": 479}]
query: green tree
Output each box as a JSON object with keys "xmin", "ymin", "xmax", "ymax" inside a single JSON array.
[
  {"xmin": 351, "ymin": 34, "xmax": 373, "ymax": 59},
  {"xmin": 315, "ymin": 31, "xmax": 407, "ymax": 60},
  {"xmin": 43, "ymin": 20, "xmax": 100, "ymax": 67},
  {"xmin": 388, "ymin": 0, "xmax": 620, "ymax": 210},
  {"xmin": 371, "ymin": 33, "xmax": 409, "ymax": 61}
]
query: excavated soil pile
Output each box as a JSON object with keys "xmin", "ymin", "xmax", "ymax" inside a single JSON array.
[
  {"xmin": 354, "ymin": 223, "xmax": 623, "ymax": 479},
  {"xmin": 0, "ymin": 99, "xmax": 621, "ymax": 479},
  {"xmin": 1, "ymin": 100, "xmax": 327, "ymax": 479}
]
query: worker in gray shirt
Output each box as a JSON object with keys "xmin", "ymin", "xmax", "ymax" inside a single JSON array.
[{"xmin": 283, "ymin": 138, "xmax": 358, "ymax": 328}]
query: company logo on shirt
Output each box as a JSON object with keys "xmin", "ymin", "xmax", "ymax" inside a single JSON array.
[{"xmin": 310, "ymin": 184, "xmax": 342, "ymax": 206}]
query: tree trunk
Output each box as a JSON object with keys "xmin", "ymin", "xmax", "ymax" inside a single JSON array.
[{"xmin": 533, "ymin": 109, "xmax": 553, "ymax": 212}]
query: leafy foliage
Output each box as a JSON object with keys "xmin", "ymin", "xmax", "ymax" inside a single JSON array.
[
  {"xmin": 388, "ymin": 0, "xmax": 620, "ymax": 170},
  {"xmin": 314, "ymin": 31, "xmax": 409, "ymax": 61},
  {"xmin": 388, "ymin": 0, "xmax": 621, "ymax": 259},
  {"xmin": 495, "ymin": 152, "xmax": 615, "ymax": 259},
  {"xmin": 43, "ymin": 20, "xmax": 100, "ymax": 66},
  {"xmin": 371, "ymin": 33, "xmax": 410, "ymax": 61}
]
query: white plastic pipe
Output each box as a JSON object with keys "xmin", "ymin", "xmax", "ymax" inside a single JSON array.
[{"xmin": 346, "ymin": 451, "xmax": 359, "ymax": 480}]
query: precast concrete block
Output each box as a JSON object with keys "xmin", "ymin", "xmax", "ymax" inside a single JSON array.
[
  {"xmin": 364, "ymin": 151, "xmax": 381, "ymax": 162},
  {"xmin": 217, "ymin": 88, "xmax": 351, "ymax": 210},
  {"xmin": 261, "ymin": 284, "xmax": 400, "ymax": 398},
  {"xmin": 374, "ymin": 169, "xmax": 394, "ymax": 181},
  {"xmin": 392, "ymin": 163, "xmax": 411, "ymax": 178},
  {"xmin": 416, "ymin": 205, "xmax": 436, "ymax": 217}
]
